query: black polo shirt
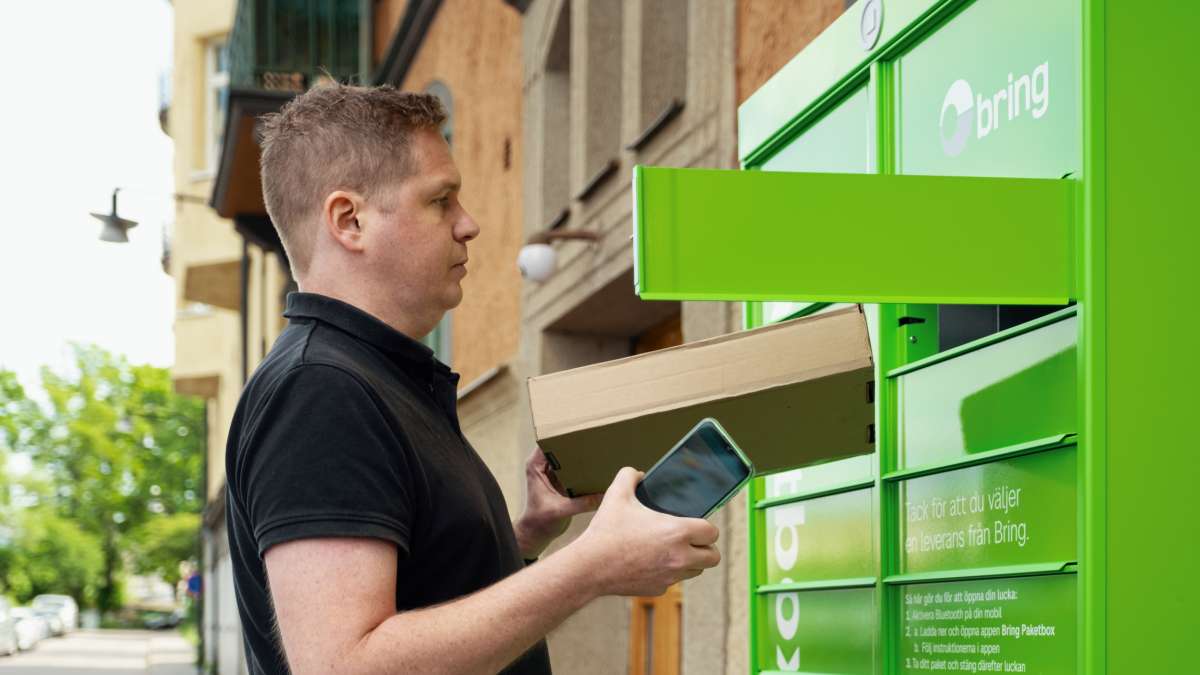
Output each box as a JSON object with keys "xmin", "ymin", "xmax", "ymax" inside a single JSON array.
[{"xmin": 225, "ymin": 292, "xmax": 551, "ymax": 674}]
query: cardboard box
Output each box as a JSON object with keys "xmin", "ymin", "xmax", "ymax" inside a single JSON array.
[{"xmin": 527, "ymin": 305, "xmax": 875, "ymax": 495}]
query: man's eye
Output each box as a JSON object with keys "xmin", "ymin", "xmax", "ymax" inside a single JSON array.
[{"xmin": 434, "ymin": 196, "xmax": 450, "ymax": 207}]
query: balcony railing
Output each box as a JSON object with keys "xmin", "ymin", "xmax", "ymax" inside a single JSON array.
[{"xmin": 229, "ymin": 0, "xmax": 363, "ymax": 92}]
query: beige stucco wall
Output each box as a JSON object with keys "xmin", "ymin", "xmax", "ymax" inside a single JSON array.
[
  {"xmin": 170, "ymin": 0, "xmax": 241, "ymax": 503},
  {"xmin": 171, "ymin": 0, "xmax": 292, "ymax": 503},
  {"xmin": 517, "ymin": 0, "xmax": 745, "ymax": 672}
]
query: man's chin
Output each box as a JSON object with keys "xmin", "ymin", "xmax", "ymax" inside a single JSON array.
[{"xmin": 443, "ymin": 285, "xmax": 464, "ymax": 310}]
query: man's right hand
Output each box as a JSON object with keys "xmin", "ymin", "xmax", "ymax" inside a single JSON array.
[{"xmin": 569, "ymin": 466, "xmax": 721, "ymax": 597}]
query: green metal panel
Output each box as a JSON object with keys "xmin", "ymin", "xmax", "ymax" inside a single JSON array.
[
  {"xmin": 762, "ymin": 489, "xmax": 875, "ymax": 585},
  {"xmin": 632, "ymin": 167, "xmax": 1075, "ymax": 304},
  {"xmin": 1100, "ymin": 2, "xmax": 1200, "ymax": 673},
  {"xmin": 759, "ymin": 454, "xmax": 876, "ymax": 502},
  {"xmin": 757, "ymin": 587, "xmax": 877, "ymax": 674},
  {"xmin": 738, "ymin": 0, "xmax": 948, "ymax": 163},
  {"xmin": 897, "ymin": 574, "xmax": 1077, "ymax": 673},
  {"xmin": 898, "ymin": 447, "xmax": 1076, "ymax": 575},
  {"xmin": 1078, "ymin": 1, "xmax": 1105, "ymax": 669},
  {"xmin": 724, "ymin": 0, "xmax": 1148, "ymax": 672},
  {"xmin": 747, "ymin": 476, "xmax": 762, "ymax": 675},
  {"xmin": 761, "ymin": 86, "xmax": 873, "ymax": 174},
  {"xmin": 894, "ymin": 313, "xmax": 1077, "ymax": 470},
  {"xmin": 895, "ymin": 0, "xmax": 1080, "ymax": 179},
  {"xmin": 757, "ymin": 86, "xmax": 872, "ymax": 326}
]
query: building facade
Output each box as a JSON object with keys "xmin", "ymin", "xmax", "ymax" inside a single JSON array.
[
  {"xmin": 170, "ymin": 0, "xmax": 858, "ymax": 672},
  {"xmin": 167, "ymin": 2, "xmax": 276, "ymax": 672},
  {"xmin": 509, "ymin": 1, "xmax": 854, "ymax": 673},
  {"xmin": 170, "ymin": 1, "xmax": 526, "ymax": 672}
]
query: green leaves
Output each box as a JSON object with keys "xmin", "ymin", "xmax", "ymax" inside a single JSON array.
[
  {"xmin": 2, "ymin": 507, "xmax": 105, "ymax": 606},
  {"xmin": 0, "ymin": 344, "xmax": 205, "ymax": 610},
  {"xmin": 129, "ymin": 513, "xmax": 202, "ymax": 587}
]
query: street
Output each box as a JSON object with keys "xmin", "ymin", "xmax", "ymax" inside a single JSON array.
[{"xmin": 0, "ymin": 630, "xmax": 196, "ymax": 675}]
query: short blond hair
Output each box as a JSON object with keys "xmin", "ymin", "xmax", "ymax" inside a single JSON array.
[{"xmin": 258, "ymin": 83, "xmax": 446, "ymax": 275}]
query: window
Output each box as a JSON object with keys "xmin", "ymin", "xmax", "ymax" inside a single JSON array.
[
  {"xmin": 574, "ymin": 1, "xmax": 621, "ymax": 201},
  {"xmin": 205, "ymin": 38, "xmax": 230, "ymax": 172},
  {"xmin": 425, "ymin": 80, "xmax": 454, "ymax": 148},
  {"xmin": 629, "ymin": 0, "xmax": 687, "ymax": 152}
]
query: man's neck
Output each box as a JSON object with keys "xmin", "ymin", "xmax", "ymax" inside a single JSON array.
[{"xmin": 297, "ymin": 281, "xmax": 441, "ymax": 342}]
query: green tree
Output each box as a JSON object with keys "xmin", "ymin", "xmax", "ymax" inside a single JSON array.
[
  {"xmin": 129, "ymin": 512, "xmax": 201, "ymax": 587},
  {"xmin": 2, "ymin": 506, "xmax": 105, "ymax": 605},
  {"xmin": 0, "ymin": 345, "xmax": 205, "ymax": 611}
]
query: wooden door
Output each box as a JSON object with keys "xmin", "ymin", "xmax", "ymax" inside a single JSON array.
[{"xmin": 629, "ymin": 583, "xmax": 683, "ymax": 675}]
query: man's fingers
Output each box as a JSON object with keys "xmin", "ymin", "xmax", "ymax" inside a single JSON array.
[
  {"xmin": 564, "ymin": 493, "xmax": 603, "ymax": 515},
  {"xmin": 527, "ymin": 446, "xmax": 548, "ymax": 469},
  {"xmin": 683, "ymin": 519, "xmax": 720, "ymax": 547},
  {"xmin": 607, "ymin": 466, "xmax": 643, "ymax": 499},
  {"xmin": 696, "ymin": 540, "xmax": 720, "ymax": 566},
  {"xmin": 687, "ymin": 544, "xmax": 721, "ymax": 569}
]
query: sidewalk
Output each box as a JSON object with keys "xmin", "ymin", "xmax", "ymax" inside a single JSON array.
[{"xmin": 146, "ymin": 633, "xmax": 199, "ymax": 675}]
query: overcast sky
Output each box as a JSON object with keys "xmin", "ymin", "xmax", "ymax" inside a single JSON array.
[{"xmin": 0, "ymin": 0, "xmax": 176, "ymax": 396}]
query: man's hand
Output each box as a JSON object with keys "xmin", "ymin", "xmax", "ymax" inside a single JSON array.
[
  {"xmin": 568, "ymin": 467, "xmax": 721, "ymax": 597},
  {"xmin": 514, "ymin": 447, "xmax": 601, "ymax": 559}
]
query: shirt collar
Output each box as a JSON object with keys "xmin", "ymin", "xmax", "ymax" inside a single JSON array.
[{"xmin": 283, "ymin": 292, "xmax": 449, "ymax": 378}]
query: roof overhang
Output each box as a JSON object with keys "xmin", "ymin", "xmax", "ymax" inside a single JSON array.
[{"xmin": 210, "ymin": 88, "xmax": 295, "ymax": 221}]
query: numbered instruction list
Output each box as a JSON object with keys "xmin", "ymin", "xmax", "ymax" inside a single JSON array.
[{"xmin": 898, "ymin": 575, "xmax": 1075, "ymax": 674}]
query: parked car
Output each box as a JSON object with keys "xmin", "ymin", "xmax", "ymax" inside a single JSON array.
[
  {"xmin": 142, "ymin": 608, "xmax": 184, "ymax": 630},
  {"xmin": 33, "ymin": 609, "xmax": 63, "ymax": 637},
  {"xmin": 10, "ymin": 608, "xmax": 49, "ymax": 651},
  {"xmin": 0, "ymin": 597, "xmax": 18, "ymax": 656},
  {"xmin": 31, "ymin": 595, "xmax": 78, "ymax": 633}
]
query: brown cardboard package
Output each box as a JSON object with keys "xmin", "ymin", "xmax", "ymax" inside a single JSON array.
[{"xmin": 527, "ymin": 305, "xmax": 875, "ymax": 495}]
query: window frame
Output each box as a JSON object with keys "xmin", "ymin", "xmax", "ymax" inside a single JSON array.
[{"xmin": 205, "ymin": 37, "xmax": 230, "ymax": 174}]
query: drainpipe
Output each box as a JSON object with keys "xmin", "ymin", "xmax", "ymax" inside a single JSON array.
[{"xmin": 241, "ymin": 239, "xmax": 249, "ymax": 384}]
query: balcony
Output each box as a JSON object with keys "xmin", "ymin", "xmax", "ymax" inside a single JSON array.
[
  {"xmin": 212, "ymin": 0, "xmax": 366, "ymax": 246},
  {"xmin": 229, "ymin": 0, "xmax": 364, "ymax": 92}
]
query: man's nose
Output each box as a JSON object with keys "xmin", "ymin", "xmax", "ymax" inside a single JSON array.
[{"xmin": 456, "ymin": 208, "xmax": 481, "ymax": 242}]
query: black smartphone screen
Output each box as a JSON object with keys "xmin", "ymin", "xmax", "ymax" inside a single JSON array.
[{"xmin": 636, "ymin": 423, "xmax": 751, "ymax": 518}]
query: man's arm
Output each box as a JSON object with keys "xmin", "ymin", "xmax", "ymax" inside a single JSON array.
[{"xmin": 265, "ymin": 467, "xmax": 720, "ymax": 675}]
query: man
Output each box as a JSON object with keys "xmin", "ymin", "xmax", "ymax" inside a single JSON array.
[{"xmin": 225, "ymin": 83, "xmax": 722, "ymax": 674}]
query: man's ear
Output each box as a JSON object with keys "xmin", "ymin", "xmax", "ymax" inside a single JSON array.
[{"xmin": 321, "ymin": 190, "xmax": 365, "ymax": 253}]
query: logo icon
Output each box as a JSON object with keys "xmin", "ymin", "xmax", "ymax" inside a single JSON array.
[
  {"xmin": 860, "ymin": 0, "xmax": 883, "ymax": 51},
  {"xmin": 939, "ymin": 79, "xmax": 974, "ymax": 157},
  {"xmin": 939, "ymin": 63, "xmax": 1050, "ymax": 158}
]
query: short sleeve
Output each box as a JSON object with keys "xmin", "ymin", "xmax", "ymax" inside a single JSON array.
[{"xmin": 236, "ymin": 364, "xmax": 414, "ymax": 557}]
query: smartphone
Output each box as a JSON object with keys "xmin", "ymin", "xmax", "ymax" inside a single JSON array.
[{"xmin": 635, "ymin": 418, "xmax": 754, "ymax": 519}]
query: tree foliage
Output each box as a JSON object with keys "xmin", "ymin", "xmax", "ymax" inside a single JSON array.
[
  {"xmin": 0, "ymin": 345, "xmax": 205, "ymax": 610},
  {"xmin": 129, "ymin": 512, "xmax": 201, "ymax": 587},
  {"xmin": 2, "ymin": 506, "xmax": 105, "ymax": 605}
]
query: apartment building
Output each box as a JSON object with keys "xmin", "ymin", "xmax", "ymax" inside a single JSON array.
[{"xmin": 168, "ymin": 0, "xmax": 852, "ymax": 672}]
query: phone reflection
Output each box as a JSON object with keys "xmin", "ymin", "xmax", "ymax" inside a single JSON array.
[{"xmin": 639, "ymin": 425, "xmax": 749, "ymax": 518}]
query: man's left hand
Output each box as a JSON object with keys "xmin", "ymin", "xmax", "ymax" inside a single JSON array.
[{"xmin": 514, "ymin": 447, "xmax": 602, "ymax": 559}]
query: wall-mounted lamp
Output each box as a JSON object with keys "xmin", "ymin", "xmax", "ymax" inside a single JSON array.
[
  {"xmin": 90, "ymin": 187, "xmax": 207, "ymax": 243},
  {"xmin": 518, "ymin": 230, "xmax": 600, "ymax": 282}
]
